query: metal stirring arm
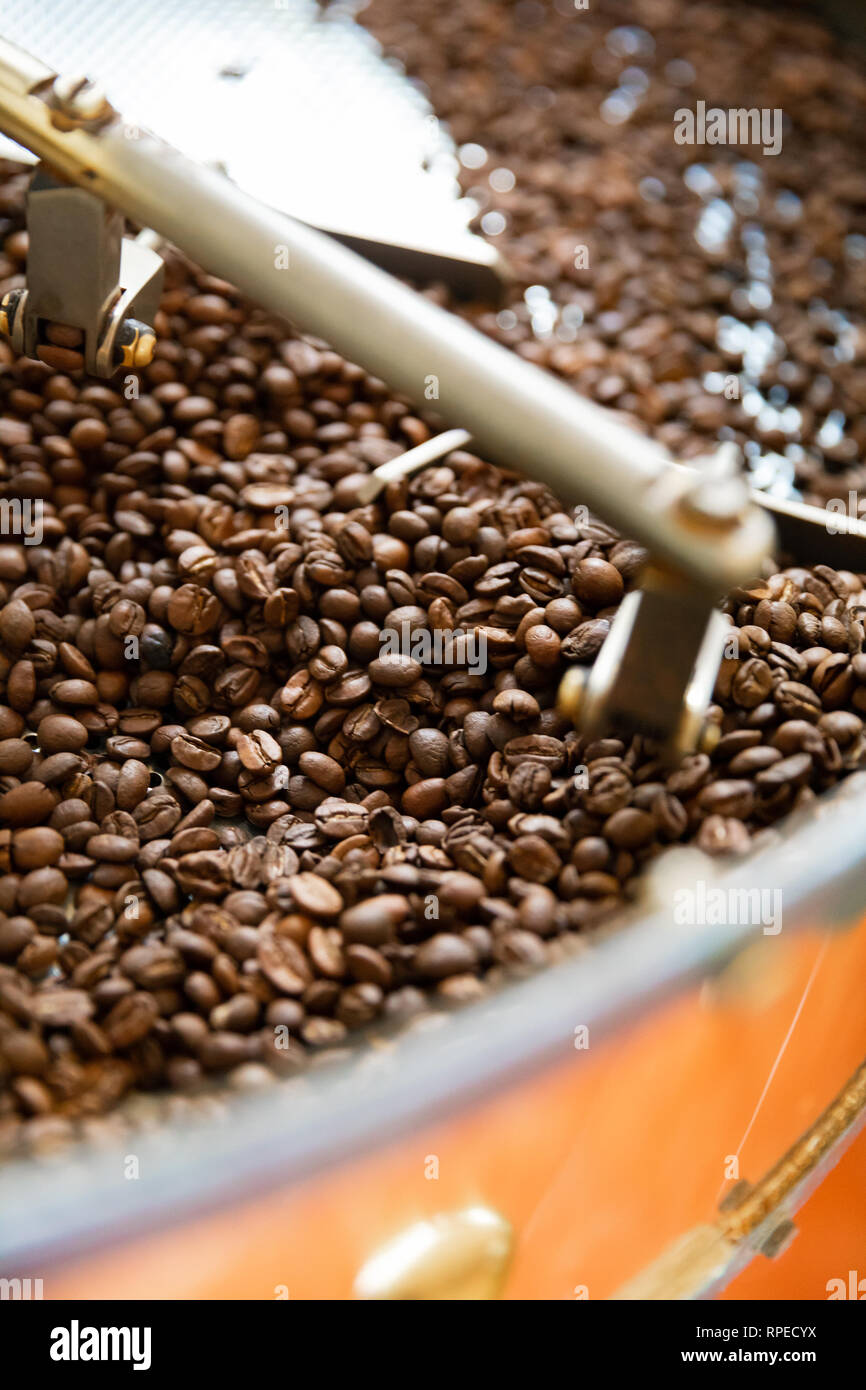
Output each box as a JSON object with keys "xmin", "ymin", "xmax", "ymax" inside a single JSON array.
[{"xmin": 0, "ymin": 36, "xmax": 778, "ymax": 755}]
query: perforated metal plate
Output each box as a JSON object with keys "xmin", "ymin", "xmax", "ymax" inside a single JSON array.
[{"xmin": 0, "ymin": 0, "xmax": 502, "ymax": 288}]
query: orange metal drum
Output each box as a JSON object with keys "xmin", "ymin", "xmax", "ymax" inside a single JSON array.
[{"xmin": 45, "ymin": 912, "xmax": 866, "ymax": 1300}]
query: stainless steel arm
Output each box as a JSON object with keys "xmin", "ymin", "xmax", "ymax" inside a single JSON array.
[{"xmin": 0, "ymin": 36, "xmax": 774, "ymax": 595}]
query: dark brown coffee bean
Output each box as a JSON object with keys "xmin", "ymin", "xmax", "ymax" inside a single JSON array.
[
  {"xmin": 103, "ymin": 992, "xmax": 159, "ymax": 1048},
  {"xmin": 697, "ymin": 816, "xmax": 751, "ymax": 856},
  {"xmin": 167, "ymin": 584, "xmax": 222, "ymax": 636},
  {"xmin": 507, "ymin": 834, "xmax": 561, "ymax": 884},
  {"xmin": 0, "ymin": 738, "xmax": 34, "ymax": 775},
  {"xmin": 30, "ymin": 988, "xmax": 94, "ymax": 1027},
  {"xmin": 731, "ymin": 659, "xmax": 773, "ymax": 710},
  {"xmin": 298, "ymin": 751, "xmax": 344, "ymax": 792},
  {"xmin": 697, "ymin": 780, "xmax": 755, "ymax": 820},
  {"xmin": 288, "ymin": 872, "xmax": 343, "ymax": 919},
  {"xmin": 401, "ymin": 777, "xmax": 448, "ymax": 819},
  {"xmin": 170, "ymin": 732, "xmax": 222, "ymax": 773},
  {"xmin": 413, "ymin": 933, "xmax": 477, "ymax": 979},
  {"xmin": 0, "ymin": 782, "xmax": 59, "ymax": 827},
  {"xmin": 86, "ymin": 834, "xmax": 139, "ymax": 864},
  {"xmin": 12, "ymin": 827, "xmax": 64, "ymax": 870},
  {"xmin": 36, "ymin": 715, "xmax": 89, "ymax": 754},
  {"xmin": 237, "ymin": 729, "xmax": 282, "ymax": 774},
  {"xmin": 368, "ymin": 654, "xmax": 422, "ymax": 688},
  {"xmin": 753, "ymin": 600, "xmax": 797, "ymax": 645},
  {"xmin": 340, "ymin": 894, "xmax": 407, "ymax": 945},
  {"xmin": 572, "ymin": 558, "xmax": 624, "ymax": 609},
  {"xmin": 50, "ymin": 679, "xmax": 99, "ymax": 707},
  {"xmin": 775, "ymin": 681, "xmax": 823, "ymax": 723},
  {"xmin": 258, "ymin": 929, "xmax": 313, "ymax": 995},
  {"xmin": 116, "ymin": 760, "xmax": 150, "ymax": 810},
  {"xmin": 755, "ymin": 752, "xmax": 813, "ymax": 790},
  {"xmin": 603, "ymin": 808, "xmax": 655, "ymax": 850}
]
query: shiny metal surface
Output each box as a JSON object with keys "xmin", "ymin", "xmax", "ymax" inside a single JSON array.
[{"xmin": 0, "ymin": 0, "xmax": 503, "ymax": 290}]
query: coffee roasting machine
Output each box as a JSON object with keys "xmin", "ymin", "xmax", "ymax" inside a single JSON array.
[{"xmin": 0, "ymin": 0, "xmax": 866, "ymax": 1300}]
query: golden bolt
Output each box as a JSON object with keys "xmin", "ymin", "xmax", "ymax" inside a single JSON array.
[{"xmin": 557, "ymin": 666, "xmax": 586, "ymax": 725}]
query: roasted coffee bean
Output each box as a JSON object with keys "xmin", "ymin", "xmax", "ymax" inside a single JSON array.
[
  {"xmin": 237, "ymin": 729, "xmax": 282, "ymax": 774},
  {"xmin": 698, "ymin": 780, "xmax": 755, "ymax": 820},
  {"xmin": 340, "ymin": 895, "xmax": 407, "ymax": 945},
  {"xmin": 36, "ymin": 715, "xmax": 89, "ymax": 754},
  {"xmin": 116, "ymin": 760, "xmax": 150, "ymax": 810},
  {"xmin": 103, "ymin": 992, "xmax": 159, "ymax": 1048},
  {"xmin": 572, "ymin": 558, "xmax": 624, "ymax": 610},
  {"xmin": 0, "ymin": 738, "xmax": 33, "ymax": 776},
  {"xmin": 368, "ymin": 653, "xmax": 422, "ymax": 688},
  {"xmin": 170, "ymin": 733, "xmax": 222, "ymax": 773},
  {"xmin": 413, "ymin": 933, "xmax": 477, "ymax": 980},
  {"xmin": 298, "ymin": 751, "xmax": 345, "ymax": 793},
  {"xmin": 11, "ymin": 827, "xmax": 64, "ymax": 871},
  {"xmin": 288, "ymin": 872, "xmax": 343, "ymax": 919},
  {"xmin": 257, "ymin": 929, "xmax": 312, "ymax": 995},
  {"xmin": 86, "ymin": 834, "xmax": 139, "ymax": 864},
  {"xmin": 0, "ymin": 782, "xmax": 59, "ymax": 827},
  {"xmin": 775, "ymin": 681, "xmax": 823, "ymax": 723},
  {"xmin": 731, "ymin": 659, "xmax": 773, "ymax": 710}
]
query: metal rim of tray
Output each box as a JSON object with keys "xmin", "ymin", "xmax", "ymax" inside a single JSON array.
[{"xmin": 2, "ymin": 769, "xmax": 866, "ymax": 1279}]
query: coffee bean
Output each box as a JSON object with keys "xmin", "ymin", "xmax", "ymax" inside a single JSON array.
[
  {"xmin": 507, "ymin": 834, "xmax": 561, "ymax": 884},
  {"xmin": 167, "ymin": 584, "xmax": 222, "ymax": 636},
  {"xmin": 755, "ymin": 752, "xmax": 813, "ymax": 790},
  {"xmin": 407, "ymin": 727, "xmax": 449, "ymax": 777},
  {"xmin": 0, "ymin": 738, "xmax": 33, "ymax": 775},
  {"xmin": 413, "ymin": 933, "xmax": 477, "ymax": 979},
  {"xmin": 170, "ymin": 732, "xmax": 222, "ymax": 773},
  {"xmin": 289, "ymin": 872, "xmax": 343, "ymax": 919},
  {"xmin": 775, "ymin": 681, "xmax": 823, "ymax": 723},
  {"xmin": 572, "ymin": 558, "xmax": 624, "ymax": 610},
  {"xmin": 237, "ymin": 729, "xmax": 282, "ymax": 774},
  {"xmin": 116, "ymin": 760, "xmax": 150, "ymax": 810},
  {"xmin": 85, "ymin": 834, "xmax": 139, "ymax": 864},
  {"xmin": 402, "ymin": 778, "xmax": 448, "ymax": 819},
  {"xmin": 103, "ymin": 992, "xmax": 159, "ymax": 1048},
  {"xmin": 298, "ymin": 751, "xmax": 345, "ymax": 793},
  {"xmin": 368, "ymin": 653, "xmax": 422, "ymax": 688},
  {"xmin": 603, "ymin": 808, "xmax": 655, "ymax": 850},
  {"xmin": 12, "ymin": 827, "xmax": 64, "ymax": 871},
  {"xmin": 37, "ymin": 715, "xmax": 89, "ymax": 754},
  {"xmin": 257, "ymin": 929, "xmax": 313, "ymax": 995},
  {"xmin": 0, "ymin": 783, "xmax": 59, "ymax": 827},
  {"xmin": 731, "ymin": 659, "xmax": 773, "ymax": 710},
  {"xmin": 340, "ymin": 895, "xmax": 407, "ymax": 945},
  {"xmin": 697, "ymin": 780, "xmax": 755, "ymax": 820},
  {"xmin": 30, "ymin": 988, "xmax": 94, "ymax": 1027}
]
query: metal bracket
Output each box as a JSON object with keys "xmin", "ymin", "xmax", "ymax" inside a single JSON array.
[
  {"xmin": 558, "ymin": 571, "xmax": 729, "ymax": 758},
  {"xmin": 0, "ymin": 165, "xmax": 163, "ymax": 377}
]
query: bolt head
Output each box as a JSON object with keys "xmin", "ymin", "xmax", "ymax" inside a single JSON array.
[
  {"xmin": 557, "ymin": 667, "xmax": 586, "ymax": 724},
  {"xmin": 681, "ymin": 476, "xmax": 750, "ymax": 529}
]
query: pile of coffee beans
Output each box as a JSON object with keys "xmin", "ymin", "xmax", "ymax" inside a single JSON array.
[
  {"xmin": 1, "ymin": 0, "xmax": 866, "ymax": 1154},
  {"xmin": 362, "ymin": 0, "xmax": 866, "ymax": 504}
]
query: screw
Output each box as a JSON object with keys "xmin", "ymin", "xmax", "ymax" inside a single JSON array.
[
  {"xmin": 679, "ymin": 474, "xmax": 750, "ymax": 530},
  {"xmin": 113, "ymin": 318, "xmax": 157, "ymax": 371},
  {"xmin": 45, "ymin": 74, "xmax": 113, "ymax": 130},
  {"xmin": 758, "ymin": 1217, "xmax": 798, "ymax": 1260},
  {"xmin": 0, "ymin": 288, "xmax": 26, "ymax": 343},
  {"xmin": 679, "ymin": 440, "xmax": 749, "ymax": 530},
  {"xmin": 557, "ymin": 667, "xmax": 586, "ymax": 724}
]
